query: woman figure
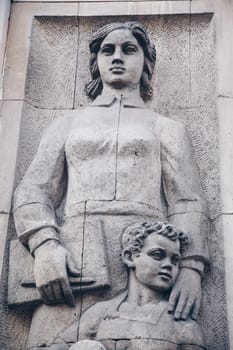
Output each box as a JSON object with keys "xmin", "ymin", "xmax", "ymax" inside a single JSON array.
[{"xmin": 13, "ymin": 22, "xmax": 208, "ymax": 349}]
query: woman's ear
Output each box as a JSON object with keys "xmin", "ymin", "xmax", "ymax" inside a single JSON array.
[{"xmin": 122, "ymin": 249, "xmax": 135, "ymax": 268}]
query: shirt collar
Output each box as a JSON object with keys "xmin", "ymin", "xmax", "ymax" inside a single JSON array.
[{"xmin": 91, "ymin": 94, "xmax": 146, "ymax": 109}]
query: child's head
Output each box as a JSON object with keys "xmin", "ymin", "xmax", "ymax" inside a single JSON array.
[{"xmin": 122, "ymin": 221, "xmax": 188, "ymax": 292}]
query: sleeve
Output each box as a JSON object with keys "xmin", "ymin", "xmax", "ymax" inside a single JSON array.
[
  {"xmin": 13, "ymin": 117, "xmax": 70, "ymax": 255},
  {"xmin": 160, "ymin": 118, "xmax": 209, "ymax": 268}
]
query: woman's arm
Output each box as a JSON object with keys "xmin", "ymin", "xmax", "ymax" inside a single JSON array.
[
  {"xmin": 159, "ymin": 116, "xmax": 209, "ymax": 320},
  {"xmin": 13, "ymin": 115, "xmax": 79, "ymax": 305}
]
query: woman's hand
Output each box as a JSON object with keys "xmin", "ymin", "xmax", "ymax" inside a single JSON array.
[
  {"xmin": 168, "ymin": 268, "xmax": 202, "ymax": 320},
  {"xmin": 33, "ymin": 240, "xmax": 80, "ymax": 306}
]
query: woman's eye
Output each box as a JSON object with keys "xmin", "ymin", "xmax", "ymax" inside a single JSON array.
[
  {"xmin": 101, "ymin": 46, "xmax": 114, "ymax": 55},
  {"xmin": 124, "ymin": 45, "xmax": 137, "ymax": 54}
]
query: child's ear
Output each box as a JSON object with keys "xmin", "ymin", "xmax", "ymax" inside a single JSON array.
[{"xmin": 122, "ymin": 249, "xmax": 135, "ymax": 268}]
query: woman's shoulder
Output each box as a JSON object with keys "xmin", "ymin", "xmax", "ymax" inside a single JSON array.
[
  {"xmin": 155, "ymin": 113, "xmax": 189, "ymax": 150},
  {"xmin": 156, "ymin": 113, "xmax": 186, "ymax": 136},
  {"xmin": 42, "ymin": 108, "xmax": 88, "ymax": 139}
]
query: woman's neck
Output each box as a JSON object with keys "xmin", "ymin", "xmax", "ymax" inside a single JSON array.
[{"xmin": 101, "ymin": 84, "xmax": 141, "ymax": 100}]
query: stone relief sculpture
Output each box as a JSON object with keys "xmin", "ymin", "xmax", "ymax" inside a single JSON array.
[
  {"xmin": 11, "ymin": 22, "xmax": 209, "ymax": 349},
  {"xmin": 63, "ymin": 221, "xmax": 206, "ymax": 350}
]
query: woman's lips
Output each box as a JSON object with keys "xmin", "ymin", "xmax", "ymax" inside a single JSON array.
[{"xmin": 110, "ymin": 66, "xmax": 125, "ymax": 74}]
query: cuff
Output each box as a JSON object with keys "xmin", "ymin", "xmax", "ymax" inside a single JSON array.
[
  {"xmin": 180, "ymin": 258, "xmax": 205, "ymax": 280},
  {"xmin": 28, "ymin": 227, "xmax": 60, "ymax": 256}
]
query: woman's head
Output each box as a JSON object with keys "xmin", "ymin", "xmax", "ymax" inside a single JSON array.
[{"xmin": 85, "ymin": 22, "xmax": 156, "ymax": 101}]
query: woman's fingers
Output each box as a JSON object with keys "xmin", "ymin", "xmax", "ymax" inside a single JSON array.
[
  {"xmin": 38, "ymin": 278, "xmax": 75, "ymax": 306},
  {"xmin": 168, "ymin": 288, "xmax": 180, "ymax": 314}
]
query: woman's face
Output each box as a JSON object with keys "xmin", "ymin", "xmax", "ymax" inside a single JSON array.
[{"xmin": 97, "ymin": 28, "xmax": 144, "ymax": 90}]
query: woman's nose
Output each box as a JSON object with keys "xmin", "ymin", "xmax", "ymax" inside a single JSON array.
[{"xmin": 112, "ymin": 47, "xmax": 124, "ymax": 62}]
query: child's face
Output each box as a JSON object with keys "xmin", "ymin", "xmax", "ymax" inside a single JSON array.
[{"xmin": 132, "ymin": 233, "xmax": 181, "ymax": 292}]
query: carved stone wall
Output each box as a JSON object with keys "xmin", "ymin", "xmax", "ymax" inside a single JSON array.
[{"xmin": 0, "ymin": 2, "xmax": 232, "ymax": 349}]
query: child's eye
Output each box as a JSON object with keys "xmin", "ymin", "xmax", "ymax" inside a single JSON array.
[
  {"xmin": 171, "ymin": 255, "xmax": 181, "ymax": 265},
  {"xmin": 148, "ymin": 250, "xmax": 164, "ymax": 260}
]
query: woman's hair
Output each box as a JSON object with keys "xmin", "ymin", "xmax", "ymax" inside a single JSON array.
[{"xmin": 85, "ymin": 22, "xmax": 156, "ymax": 101}]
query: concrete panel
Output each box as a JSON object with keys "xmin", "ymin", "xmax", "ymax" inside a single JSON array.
[
  {"xmin": 216, "ymin": 0, "xmax": 233, "ymax": 98},
  {"xmin": 3, "ymin": 2, "xmax": 78, "ymax": 100},
  {"xmin": 0, "ymin": 214, "xmax": 9, "ymax": 282},
  {"xmin": 0, "ymin": 100, "xmax": 24, "ymax": 212},
  {"xmin": 221, "ymin": 214, "xmax": 233, "ymax": 348},
  {"xmin": 0, "ymin": 0, "xmax": 10, "ymax": 99},
  {"xmin": 218, "ymin": 97, "xmax": 233, "ymax": 213},
  {"xmin": 25, "ymin": 17, "xmax": 79, "ymax": 109},
  {"xmin": 12, "ymin": 0, "xmax": 215, "ymax": 12},
  {"xmin": 79, "ymin": 1, "xmax": 215, "ymax": 16},
  {"xmin": 200, "ymin": 216, "xmax": 229, "ymax": 349},
  {"xmin": 14, "ymin": 0, "xmax": 128, "ymax": 1}
]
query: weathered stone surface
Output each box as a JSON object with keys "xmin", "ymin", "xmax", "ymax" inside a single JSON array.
[
  {"xmin": 0, "ymin": 100, "xmax": 24, "ymax": 284},
  {"xmin": 221, "ymin": 214, "xmax": 233, "ymax": 339},
  {"xmin": 1, "ymin": 13, "xmax": 228, "ymax": 350},
  {"xmin": 0, "ymin": 0, "xmax": 10, "ymax": 98},
  {"xmin": 200, "ymin": 216, "xmax": 229, "ymax": 350},
  {"xmin": 25, "ymin": 17, "xmax": 79, "ymax": 109},
  {"xmin": 78, "ymin": 1, "xmax": 214, "ymax": 17},
  {"xmin": 0, "ymin": 101, "xmax": 24, "ymax": 212},
  {"xmin": 218, "ymin": 97, "xmax": 233, "ymax": 213},
  {"xmin": 0, "ymin": 214, "xmax": 9, "ymax": 279},
  {"xmin": 2, "ymin": 2, "xmax": 78, "ymax": 100}
]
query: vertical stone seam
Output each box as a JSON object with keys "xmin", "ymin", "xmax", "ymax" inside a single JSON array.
[
  {"xmin": 189, "ymin": 0, "xmax": 192, "ymax": 106},
  {"xmin": 73, "ymin": 17, "xmax": 80, "ymax": 110},
  {"xmin": 77, "ymin": 200, "xmax": 87, "ymax": 342},
  {"xmin": 114, "ymin": 95, "xmax": 123, "ymax": 200}
]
